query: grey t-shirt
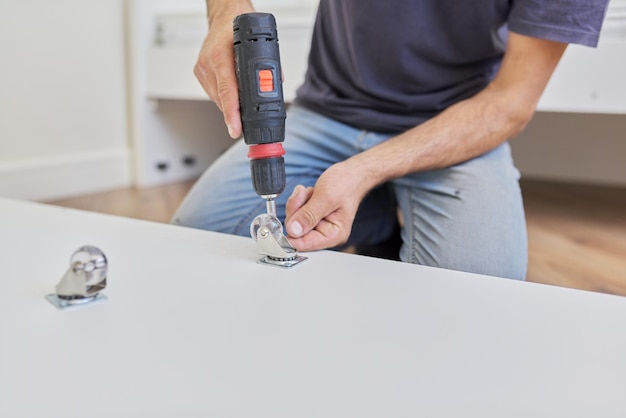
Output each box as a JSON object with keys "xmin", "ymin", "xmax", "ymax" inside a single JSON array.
[{"xmin": 293, "ymin": 0, "xmax": 609, "ymax": 134}]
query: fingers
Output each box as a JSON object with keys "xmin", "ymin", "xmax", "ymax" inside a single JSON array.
[
  {"xmin": 213, "ymin": 55, "xmax": 242, "ymax": 138},
  {"xmin": 285, "ymin": 185, "xmax": 313, "ymax": 237},
  {"xmin": 287, "ymin": 218, "xmax": 344, "ymax": 252},
  {"xmin": 193, "ymin": 45, "xmax": 216, "ymax": 102},
  {"xmin": 193, "ymin": 30, "xmax": 242, "ymax": 139},
  {"xmin": 285, "ymin": 185, "xmax": 313, "ymax": 218},
  {"xmin": 286, "ymin": 186, "xmax": 324, "ymax": 238},
  {"xmin": 285, "ymin": 185, "xmax": 351, "ymax": 252}
]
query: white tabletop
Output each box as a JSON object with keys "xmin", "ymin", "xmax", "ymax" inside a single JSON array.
[{"xmin": 1, "ymin": 197, "xmax": 625, "ymax": 417}]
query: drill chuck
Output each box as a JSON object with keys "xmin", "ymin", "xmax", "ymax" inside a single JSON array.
[{"xmin": 248, "ymin": 144, "xmax": 286, "ymax": 197}]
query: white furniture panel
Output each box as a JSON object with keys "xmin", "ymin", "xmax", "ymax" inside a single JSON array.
[
  {"xmin": 143, "ymin": 2, "xmax": 626, "ymax": 114},
  {"xmin": 537, "ymin": 9, "xmax": 626, "ymax": 113},
  {"xmin": 1, "ymin": 197, "xmax": 626, "ymax": 417},
  {"xmin": 129, "ymin": 1, "xmax": 626, "ymax": 187}
]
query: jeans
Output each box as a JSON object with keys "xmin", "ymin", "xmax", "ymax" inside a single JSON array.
[{"xmin": 172, "ymin": 105, "xmax": 528, "ymax": 280}]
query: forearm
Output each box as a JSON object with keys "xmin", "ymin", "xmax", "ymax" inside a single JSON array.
[
  {"xmin": 346, "ymin": 32, "xmax": 566, "ymax": 196},
  {"xmin": 347, "ymin": 84, "xmax": 533, "ymax": 194},
  {"xmin": 284, "ymin": 33, "xmax": 566, "ymax": 250}
]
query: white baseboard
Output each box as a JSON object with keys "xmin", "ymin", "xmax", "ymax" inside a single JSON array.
[{"xmin": 0, "ymin": 149, "xmax": 132, "ymax": 201}]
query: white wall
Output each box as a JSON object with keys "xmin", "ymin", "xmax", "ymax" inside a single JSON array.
[
  {"xmin": 0, "ymin": 0, "xmax": 131, "ymax": 201},
  {"xmin": 1, "ymin": 0, "xmax": 623, "ymax": 203}
]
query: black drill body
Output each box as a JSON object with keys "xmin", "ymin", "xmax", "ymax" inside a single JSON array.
[{"xmin": 234, "ymin": 13, "xmax": 287, "ymax": 198}]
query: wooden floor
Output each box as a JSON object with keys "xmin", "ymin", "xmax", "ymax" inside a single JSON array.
[
  {"xmin": 522, "ymin": 180, "xmax": 626, "ymax": 296},
  {"xmin": 47, "ymin": 179, "xmax": 626, "ymax": 297}
]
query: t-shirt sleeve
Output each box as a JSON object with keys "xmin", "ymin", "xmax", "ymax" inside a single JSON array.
[{"xmin": 508, "ymin": 0, "xmax": 610, "ymax": 47}]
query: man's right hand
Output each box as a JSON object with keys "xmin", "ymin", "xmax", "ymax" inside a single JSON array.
[{"xmin": 193, "ymin": 1, "xmax": 254, "ymax": 138}]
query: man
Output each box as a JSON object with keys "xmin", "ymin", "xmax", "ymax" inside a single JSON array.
[{"xmin": 173, "ymin": 0, "xmax": 608, "ymax": 280}]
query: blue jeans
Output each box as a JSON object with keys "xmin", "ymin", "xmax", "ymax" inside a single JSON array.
[{"xmin": 172, "ymin": 105, "xmax": 527, "ymax": 280}]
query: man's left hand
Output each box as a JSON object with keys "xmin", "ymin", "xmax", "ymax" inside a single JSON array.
[{"xmin": 285, "ymin": 163, "xmax": 367, "ymax": 252}]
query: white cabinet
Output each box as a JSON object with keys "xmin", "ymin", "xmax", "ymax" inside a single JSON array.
[
  {"xmin": 538, "ymin": 4, "xmax": 626, "ymax": 113},
  {"xmin": 514, "ymin": 3, "xmax": 626, "ymax": 186},
  {"xmin": 128, "ymin": 0, "xmax": 626, "ymax": 187},
  {"xmin": 128, "ymin": 0, "xmax": 317, "ymax": 187}
]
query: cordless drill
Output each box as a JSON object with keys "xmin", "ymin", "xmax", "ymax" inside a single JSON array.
[
  {"xmin": 233, "ymin": 13, "xmax": 305, "ymax": 267},
  {"xmin": 233, "ymin": 13, "xmax": 286, "ymax": 214}
]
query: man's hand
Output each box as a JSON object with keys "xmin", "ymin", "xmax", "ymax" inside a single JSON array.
[
  {"xmin": 193, "ymin": 1, "xmax": 254, "ymax": 138},
  {"xmin": 285, "ymin": 162, "xmax": 371, "ymax": 252}
]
